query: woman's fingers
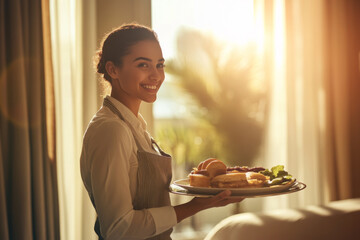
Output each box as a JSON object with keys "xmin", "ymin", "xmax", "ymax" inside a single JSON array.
[
  {"xmin": 191, "ymin": 190, "xmax": 245, "ymax": 210},
  {"xmin": 207, "ymin": 190, "xmax": 245, "ymax": 207},
  {"xmin": 215, "ymin": 189, "xmax": 232, "ymax": 200},
  {"xmin": 219, "ymin": 196, "xmax": 245, "ymax": 206},
  {"xmin": 226, "ymin": 196, "xmax": 245, "ymax": 202}
]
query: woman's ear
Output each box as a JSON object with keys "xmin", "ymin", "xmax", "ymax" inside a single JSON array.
[{"xmin": 105, "ymin": 61, "xmax": 119, "ymax": 80}]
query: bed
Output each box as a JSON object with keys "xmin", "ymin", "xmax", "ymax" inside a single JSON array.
[{"xmin": 205, "ymin": 198, "xmax": 360, "ymax": 240}]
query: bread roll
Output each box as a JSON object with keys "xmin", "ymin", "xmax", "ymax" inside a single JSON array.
[
  {"xmin": 246, "ymin": 172, "xmax": 268, "ymax": 187},
  {"xmin": 189, "ymin": 159, "xmax": 269, "ymax": 188},
  {"xmin": 206, "ymin": 160, "xmax": 227, "ymax": 178},
  {"xmin": 197, "ymin": 158, "xmax": 217, "ymax": 170},
  {"xmin": 189, "ymin": 158, "xmax": 226, "ymax": 187},
  {"xmin": 210, "ymin": 172, "xmax": 248, "ymax": 188},
  {"xmin": 246, "ymin": 171, "xmax": 267, "ymax": 181},
  {"xmin": 189, "ymin": 174, "xmax": 210, "ymax": 187}
]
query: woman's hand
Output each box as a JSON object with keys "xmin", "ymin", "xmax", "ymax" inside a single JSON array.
[
  {"xmin": 173, "ymin": 190, "xmax": 244, "ymax": 223},
  {"xmin": 191, "ymin": 190, "xmax": 244, "ymax": 210}
]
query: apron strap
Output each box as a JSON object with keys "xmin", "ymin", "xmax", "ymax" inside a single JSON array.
[
  {"xmin": 151, "ymin": 138, "xmax": 171, "ymax": 157},
  {"xmin": 99, "ymin": 97, "xmax": 173, "ymax": 239},
  {"xmin": 103, "ymin": 97, "xmax": 146, "ymax": 152},
  {"xmin": 104, "ymin": 97, "xmax": 170, "ymax": 157}
]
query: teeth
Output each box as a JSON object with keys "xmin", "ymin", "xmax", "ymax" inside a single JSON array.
[{"xmin": 142, "ymin": 85, "xmax": 157, "ymax": 90}]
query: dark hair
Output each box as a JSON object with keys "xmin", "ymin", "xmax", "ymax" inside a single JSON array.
[{"xmin": 95, "ymin": 23, "xmax": 159, "ymax": 83}]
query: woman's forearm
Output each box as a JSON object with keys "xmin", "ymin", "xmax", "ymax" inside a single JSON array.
[
  {"xmin": 173, "ymin": 190, "xmax": 244, "ymax": 223},
  {"xmin": 173, "ymin": 199, "xmax": 204, "ymax": 223}
]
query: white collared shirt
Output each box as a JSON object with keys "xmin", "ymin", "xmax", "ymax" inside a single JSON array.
[{"xmin": 80, "ymin": 96, "xmax": 177, "ymax": 239}]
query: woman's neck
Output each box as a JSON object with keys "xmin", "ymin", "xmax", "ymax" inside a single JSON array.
[{"xmin": 110, "ymin": 91, "xmax": 141, "ymax": 117}]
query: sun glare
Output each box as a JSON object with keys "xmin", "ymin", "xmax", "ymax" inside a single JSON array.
[
  {"xmin": 152, "ymin": 0, "xmax": 287, "ymax": 128},
  {"xmin": 152, "ymin": 0, "xmax": 257, "ymax": 59},
  {"xmin": 152, "ymin": 0, "xmax": 263, "ymax": 119}
]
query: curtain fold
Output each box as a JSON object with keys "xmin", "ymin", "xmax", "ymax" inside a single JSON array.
[
  {"xmin": 260, "ymin": 0, "xmax": 360, "ymax": 211},
  {"xmin": 283, "ymin": 0, "xmax": 325, "ymax": 207},
  {"xmin": 323, "ymin": 0, "xmax": 360, "ymax": 200},
  {"xmin": 0, "ymin": 0, "xmax": 59, "ymax": 239},
  {"xmin": 49, "ymin": 0, "xmax": 98, "ymax": 239}
]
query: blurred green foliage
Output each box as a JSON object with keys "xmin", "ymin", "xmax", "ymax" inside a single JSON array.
[
  {"xmin": 155, "ymin": 28, "xmax": 268, "ymax": 168},
  {"xmin": 156, "ymin": 119, "xmax": 223, "ymax": 172}
]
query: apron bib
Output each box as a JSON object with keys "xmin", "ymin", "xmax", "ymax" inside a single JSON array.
[{"xmin": 93, "ymin": 98, "xmax": 173, "ymax": 240}]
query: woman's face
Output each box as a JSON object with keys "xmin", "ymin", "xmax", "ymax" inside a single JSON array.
[{"xmin": 111, "ymin": 40, "xmax": 165, "ymax": 110}]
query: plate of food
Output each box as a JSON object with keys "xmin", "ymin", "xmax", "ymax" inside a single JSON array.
[{"xmin": 170, "ymin": 158, "xmax": 306, "ymax": 198}]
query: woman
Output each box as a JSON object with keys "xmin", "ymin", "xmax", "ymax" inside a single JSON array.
[{"xmin": 80, "ymin": 23, "xmax": 244, "ymax": 240}]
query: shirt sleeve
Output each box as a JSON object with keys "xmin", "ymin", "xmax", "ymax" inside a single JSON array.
[
  {"xmin": 148, "ymin": 206, "xmax": 177, "ymax": 235},
  {"xmin": 86, "ymin": 120, "xmax": 176, "ymax": 239}
]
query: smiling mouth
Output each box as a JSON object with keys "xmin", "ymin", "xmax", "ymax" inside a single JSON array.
[{"xmin": 141, "ymin": 84, "xmax": 157, "ymax": 90}]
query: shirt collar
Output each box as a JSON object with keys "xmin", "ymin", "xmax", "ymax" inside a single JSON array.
[{"xmin": 105, "ymin": 95, "xmax": 147, "ymax": 131}]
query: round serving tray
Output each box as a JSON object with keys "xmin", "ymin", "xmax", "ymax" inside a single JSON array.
[{"xmin": 170, "ymin": 179, "xmax": 306, "ymax": 198}]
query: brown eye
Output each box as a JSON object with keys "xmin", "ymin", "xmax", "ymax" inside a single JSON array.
[
  {"xmin": 138, "ymin": 63, "xmax": 149, "ymax": 68},
  {"xmin": 157, "ymin": 63, "xmax": 165, "ymax": 69}
]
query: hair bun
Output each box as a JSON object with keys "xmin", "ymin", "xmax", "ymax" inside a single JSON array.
[
  {"xmin": 95, "ymin": 50, "xmax": 112, "ymax": 82},
  {"xmin": 94, "ymin": 23, "xmax": 159, "ymax": 83}
]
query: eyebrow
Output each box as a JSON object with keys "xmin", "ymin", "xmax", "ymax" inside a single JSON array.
[{"xmin": 133, "ymin": 57, "xmax": 165, "ymax": 62}]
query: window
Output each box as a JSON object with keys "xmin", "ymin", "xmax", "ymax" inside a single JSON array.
[{"xmin": 151, "ymin": 0, "xmax": 265, "ymax": 238}]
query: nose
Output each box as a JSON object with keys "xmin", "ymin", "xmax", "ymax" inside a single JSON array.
[{"xmin": 149, "ymin": 67, "xmax": 163, "ymax": 82}]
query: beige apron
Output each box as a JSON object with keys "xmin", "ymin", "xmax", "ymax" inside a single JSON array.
[{"xmin": 93, "ymin": 98, "xmax": 173, "ymax": 240}]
